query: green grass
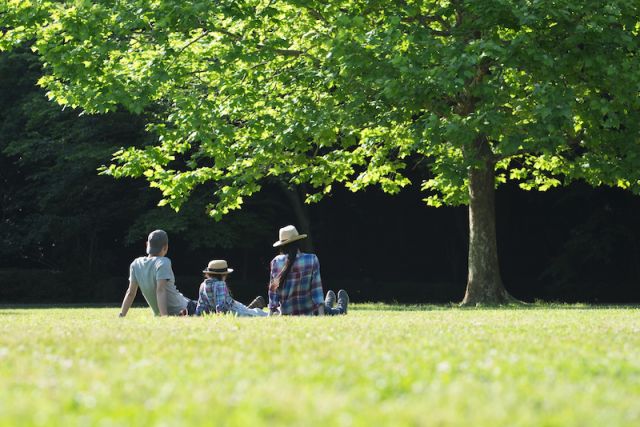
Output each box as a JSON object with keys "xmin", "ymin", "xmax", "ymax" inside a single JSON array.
[{"xmin": 1, "ymin": 305, "xmax": 639, "ymax": 426}]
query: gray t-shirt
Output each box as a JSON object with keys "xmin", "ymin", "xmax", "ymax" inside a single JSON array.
[{"xmin": 129, "ymin": 256, "xmax": 188, "ymax": 316}]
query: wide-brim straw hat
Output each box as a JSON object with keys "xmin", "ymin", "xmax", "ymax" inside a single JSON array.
[
  {"xmin": 273, "ymin": 225, "xmax": 307, "ymax": 247},
  {"xmin": 202, "ymin": 259, "xmax": 234, "ymax": 274}
]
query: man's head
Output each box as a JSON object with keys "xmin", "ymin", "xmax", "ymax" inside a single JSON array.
[{"xmin": 146, "ymin": 230, "xmax": 169, "ymax": 256}]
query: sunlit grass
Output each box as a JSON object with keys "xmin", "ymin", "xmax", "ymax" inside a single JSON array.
[{"xmin": 0, "ymin": 305, "xmax": 639, "ymax": 426}]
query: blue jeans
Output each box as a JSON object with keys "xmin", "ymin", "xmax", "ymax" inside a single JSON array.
[{"xmin": 230, "ymin": 300, "xmax": 268, "ymax": 317}]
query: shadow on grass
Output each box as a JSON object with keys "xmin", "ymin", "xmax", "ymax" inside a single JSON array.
[
  {"xmin": 354, "ymin": 302, "xmax": 455, "ymax": 312},
  {"xmin": 353, "ymin": 302, "xmax": 640, "ymax": 312},
  {"xmin": 0, "ymin": 303, "xmax": 124, "ymax": 310},
  {"xmin": 0, "ymin": 311, "xmax": 30, "ymax": 316}
]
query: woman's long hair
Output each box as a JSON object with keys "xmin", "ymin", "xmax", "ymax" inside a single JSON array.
[{"xmin": 270, "ymin": 241, "xmax": 300, "ymax": 292}]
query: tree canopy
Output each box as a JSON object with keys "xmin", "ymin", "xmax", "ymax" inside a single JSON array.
[
  {"xmin": 0, "ymin": 48, "xmax": 276, "ymax": 279},
  {"xmin": 3, "ymin": 0, "xmax": 640, "ymax": 303},
  {"xmin": 4, "ymin": 0, "xmax": 640, "ymax": 214}
]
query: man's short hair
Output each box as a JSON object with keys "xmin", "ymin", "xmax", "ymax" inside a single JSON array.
[{"xmin": 146, "ymin": 230, "xmax": 169, "ymax": 255}]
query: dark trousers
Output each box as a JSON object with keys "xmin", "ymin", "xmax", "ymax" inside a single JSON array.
[
  {"xmin": 186, "ymin": 299, "xmax": 197, "ymax": 316},
  {"xmin": 324, "ymin": 304, "xmax": 344, "ymax": 315}
]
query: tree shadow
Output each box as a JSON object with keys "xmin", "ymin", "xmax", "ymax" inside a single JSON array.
[
  {"xmin": 0, "ymin": 303, "xmax": 122, "ymax": 310},
  {"xmin": 354, "ymin": 302, "xmax": 454, "ymax": 312},
  {"xmin": 0, "ymin": 311, "xmax": 29, "ymax": 316},
  {"xmin": 353, "ymin": 302, "xmax": 640, "ymax": 312}
]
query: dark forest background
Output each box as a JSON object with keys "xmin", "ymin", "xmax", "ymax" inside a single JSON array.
[{"xmin": 2, "ymin": 49, "xmax": 639, "ymax": 305}]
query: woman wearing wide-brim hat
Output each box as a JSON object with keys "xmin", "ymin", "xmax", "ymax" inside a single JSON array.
[
  {"xmin": 268, "ymin": 225, "xmax": 348, "ymax": 315},
  {"xmin": 195, "ymin": 259, "xmax": 267, "ymax": 316}
]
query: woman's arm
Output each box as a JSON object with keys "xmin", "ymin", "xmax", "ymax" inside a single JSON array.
[
  {"xmin": 268, "ymin": 285, "xmax": 280, "ymax": 314},
  {"xmin": 310, "ymin": 255, "xmax": 325, "ymax": 313}
]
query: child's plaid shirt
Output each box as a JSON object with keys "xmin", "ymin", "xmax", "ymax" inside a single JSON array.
[
  {"xmin": 268, "ymin": 252, "xmax": 324, "ymax": 315},
  {"xmin": 195, "ymin": 278, "xmax": 234, "ymax": 315}
]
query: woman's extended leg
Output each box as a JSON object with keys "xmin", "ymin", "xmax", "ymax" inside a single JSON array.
[{"xmin": 230, "ymin": 300, "xmax": 268, "ymax": 317}]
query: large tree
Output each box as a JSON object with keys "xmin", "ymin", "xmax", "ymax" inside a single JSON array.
[{"xmin": 3, "ymin": 0, "xmax": 640, "ymax": 304}]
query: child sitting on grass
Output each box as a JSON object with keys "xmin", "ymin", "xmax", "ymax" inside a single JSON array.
[{"xmin": 195, "ymin": 260, "xmax": 267, "ymax": 317}]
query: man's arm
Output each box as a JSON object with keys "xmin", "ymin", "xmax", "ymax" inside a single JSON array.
[
  {"xmin": 156, "ymin": 279, "xmax": 170, "ymax": 316},
  {"xmin": 119, "ymin": 280, "xmax": 138, "ymax": 317}
]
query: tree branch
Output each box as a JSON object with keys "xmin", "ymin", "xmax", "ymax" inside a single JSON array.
[
  {"xmin": 495, "ymin": 147, "xmax": 535, "ymax": 161},
  {"xmin": 258, "ymin": 45, "xmax": 320, "ymax": 65},
  {"xmin": 207, "ymin": 26, "xmax": 242, "ymax": 41},
  {"xmin": 273, "ymin": 48, "xmax": 304, "ymax": 56},
  {"xmin": 401, "ymin": 14, "xmax": 450, "ymax": 30},
  {"xmin": 168, "ymin": 30, "xmax": 210, "ymax": 69},
  {"xmin": 304, "ymin": 6, "xmax": 329, "ymax": 24},
  {"xmin": 399, "ymin": 0, "xmax": 453, "ymax": 35},
  {"xmin": 399, "ymin": 17, "xmax": 451, "ymax": 35}
]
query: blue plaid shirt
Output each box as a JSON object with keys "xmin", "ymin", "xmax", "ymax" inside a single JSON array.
[
  {"xmin": 195, "ymin": 278, "xmax": 234, "ymax": 315},
  {"xmin": 268, "ymin": 252, "xmax": 324, "ymax": 315}
]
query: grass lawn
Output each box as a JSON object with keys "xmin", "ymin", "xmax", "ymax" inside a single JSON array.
[{"xmin": 0, "ymin": 304, "xmax": 639, "ymax": 426}]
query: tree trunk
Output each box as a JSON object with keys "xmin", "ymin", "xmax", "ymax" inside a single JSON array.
[{"xmin": 461, "ymin": 140, "xmax": 516, "ymax": 306}]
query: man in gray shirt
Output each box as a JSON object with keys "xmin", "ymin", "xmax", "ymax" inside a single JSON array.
[{"xmin": 119, "ymin": 230, "xmax": 194, "ymax": 317}]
